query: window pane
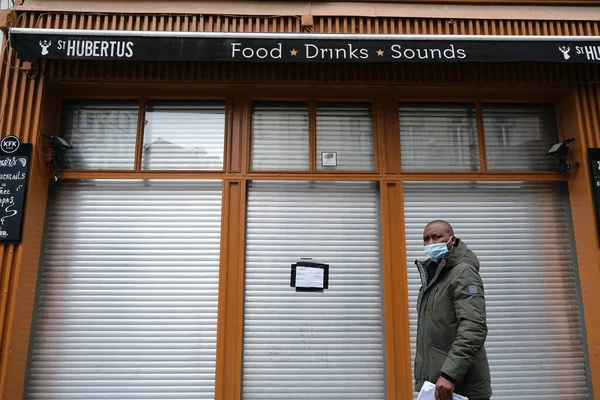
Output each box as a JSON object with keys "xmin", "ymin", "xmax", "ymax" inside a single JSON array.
[
  {"xmin": 399, "ymin": 103, "xmax": 480, "ymax": 172},
  {"xmin": 251, "ymin": 101, "xmax": 309, "ymax": 171},
  {"xmin": 60, "ymin": 100, "xmax": 139, "ymax": 170},
  {"xmin": 483, "ymin": 103, "xmax": 559, "ymax": 171},
  {"xmin": 316, "ymin": 102, "xmax": 374, "ymax": 171},
  {"xmin": 142, "ymin": 101, "xmax": 225, "ymax": 170}
]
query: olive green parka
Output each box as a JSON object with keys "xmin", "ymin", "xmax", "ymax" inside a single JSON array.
[{"xmin": 414, "ymin": 239, "xmax": 492, "ymax": 399}]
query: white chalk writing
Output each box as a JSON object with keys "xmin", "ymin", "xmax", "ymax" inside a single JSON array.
[
  {"xmin": 0, "ymin": 172, "xmax": 25, "ymax": 180},
  {"xmin": 0, "ymin": 157, "xmax": 17, "ymax": 168},
  {"xmin": 0, "ymin": 203, "xmax": 17, "ymax": 224}
]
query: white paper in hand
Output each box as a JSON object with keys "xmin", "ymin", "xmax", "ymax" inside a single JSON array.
[{"xmin": 417, "ymin": 381, "xmax": 469, "ymax": 400}]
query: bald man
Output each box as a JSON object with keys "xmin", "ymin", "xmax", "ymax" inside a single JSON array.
[{"xmin": 413, "ymin": 220, "xmax": 492, "ymax": 400}]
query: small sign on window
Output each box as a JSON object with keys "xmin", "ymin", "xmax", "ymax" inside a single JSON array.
[{"xmin": 321, "ymin": 152, "xmax": 337, "ymax": 167}]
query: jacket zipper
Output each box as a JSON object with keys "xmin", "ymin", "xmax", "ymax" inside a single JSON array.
[{"xmin": 431, "ymin": 285, "xmax": 439, "ymax": 311}]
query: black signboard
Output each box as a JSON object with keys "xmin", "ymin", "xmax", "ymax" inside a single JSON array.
[
  {"xmin": 0, "ymin": 137, "xmax": 32, "ymax": 244},
  {"xmin": 8, "ymin": 28, "xmax": 600, "ymax": 63},
  {"xmin": 588, "ymin": 149, "xmax": 600, "ymax": 245}
]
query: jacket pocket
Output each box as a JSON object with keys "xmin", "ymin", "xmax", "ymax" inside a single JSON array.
[
  {"xmin": 427, "ymin": 344, "xmax": 448, "ymax": 381},
  {"xmin": 455, "ymin": 349, "xmax": 491, "ymax": 397}
]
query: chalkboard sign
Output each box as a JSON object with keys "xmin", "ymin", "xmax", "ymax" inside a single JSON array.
[
  {"xmin": 0, "ymin": 137, "xmax": 32, "ymax": 244},
  {"xmin": 588, "ymin": 149, "xmax": 600, "ymax": 245}
]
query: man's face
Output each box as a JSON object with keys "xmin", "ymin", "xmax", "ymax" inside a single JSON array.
[{"xmin": 423, "ymin": 222, "xmax": 455, "ymax": 249}]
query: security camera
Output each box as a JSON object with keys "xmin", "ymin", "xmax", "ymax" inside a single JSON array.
[
  {"xmin": 51, "ymin": 136, "xmax": 73, "ymax": 151},
  {"xmin": 547, "ymin": 138, "xmax": 575, "ymax": 158},
  {"xmin": 43, "ymin": 134, "xmax": 73, "ymax": 151},
  {"xmin": 546, "ymin": 137, "xmax": 578, "ymax": 177},
  {"xmin": 42, "ymin": 134, "xmax": 73, "ymax": 182}
]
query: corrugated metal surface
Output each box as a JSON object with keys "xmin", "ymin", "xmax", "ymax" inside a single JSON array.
[
  {"xmin": 316, "ymin": 103, "xmax": 374, "ymax": 171},
  {"xmin": 0, "ymin": 10, "xmax": 48, "ymax": 396},
  {"xmin": 404, "ymin": 181, "xmax": 589, "ymax": 399},
  {"xmin": 0, "ymin": 0, "xmax": 8, "ymax": 55},
  {"xmin": 242, "ymin": 181, "xmax": 385, "ymax": 399},
  {"xmin": 399, "ymin": 103, "xmax": 480, "ymax": 172},
  {"xmin": 142, "ymin": 101, "xmax": 226, "ymax": 170},
  {"xmin": 482, "ymin": 103, "xmax": 559, "ymax": 171},
  {"xmin": 250, "ymin": 102, "xmax": 309, "ymax": 171},
  {"xmin": 25, "ymin": 180, "xmax": 223, "ymax": 400},
  {"xmin": 570, "ymin": 85, "xmax": 600, "ymax": 400},
  {"xmin": 60, "ymin": 101, "xmax": 139, "ymax": 170}
]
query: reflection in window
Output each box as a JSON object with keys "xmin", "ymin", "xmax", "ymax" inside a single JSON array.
[
  {"xmin": 316, "ymin": 102, "xmax": 374, "ymax": 171},
  {"xmin": 251, "ymin": 102, "xmax": 309, "ymax": 171},
  {"xmin": 483, "ymin": 104, "xmax": 558, "ymax": 171},
  {"xmin": 399, "ymin": 103, "xmax": 480, "ymax": 172},
  {"xmin": 142, "ymin": 101, "xmax": 226, "ymax": 170},
  {"xmin": 60, "ymin": 100, "xmax": 139, "ymax": 170}
]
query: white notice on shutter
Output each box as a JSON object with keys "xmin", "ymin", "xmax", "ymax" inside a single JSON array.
[{"xmin": 296, "ymin": 266, "xmax": 324, "ymax": 289}]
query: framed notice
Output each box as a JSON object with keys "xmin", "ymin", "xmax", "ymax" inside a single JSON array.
[
  {"xmin": 290, "ymin": 261, "xmax": 329, "ymax": 292},
  {"xmin": 321, "ymin": 152, "xmax": 337, "ymax": 167},
  {"xmin": 588, "ymin": 148, "xmax": 600, "ymax": 245},
  {"xmin": 0, "ymin": 136, "xmax": 32, "ymax": 244}
]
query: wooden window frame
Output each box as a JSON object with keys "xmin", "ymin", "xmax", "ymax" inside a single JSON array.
[
  {"xmin": 56, "ymin": 95, "xmax": 231, "ymax": 175},
  {"xmin": 51, "ymin": 83, "xmax": 566, "ymax": 182},
  {"xmin": 246, "ymin": 97, "xmax": 379, "ymax": 174}
]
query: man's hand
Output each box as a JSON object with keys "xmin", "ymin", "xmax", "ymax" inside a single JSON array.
[{"xmin": 435, "ymin": 376, "xmax": 455, "ymax": 400}]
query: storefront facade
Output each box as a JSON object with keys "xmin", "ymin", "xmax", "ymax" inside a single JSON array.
[{"xmin": 1, "ymin": 2, "xmax": 600, "ymax": 399}]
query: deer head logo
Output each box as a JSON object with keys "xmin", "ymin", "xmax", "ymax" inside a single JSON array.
[
  {"xmin": 558, "ymin": 46, "xmax": 571, "ymax": 60},
  {"xmin": 39, "ymin": 40, "xmax": 52, "ymax": 56}
]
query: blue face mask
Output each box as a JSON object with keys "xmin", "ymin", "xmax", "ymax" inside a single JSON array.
[{"xmin": 424, "ymin": 237, "xmax": 453, "ymax": 261}]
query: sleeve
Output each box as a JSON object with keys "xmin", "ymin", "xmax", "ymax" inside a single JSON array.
[{"xmin": 440, "ymin": 264, "xmax": 488, "ymax": 383}]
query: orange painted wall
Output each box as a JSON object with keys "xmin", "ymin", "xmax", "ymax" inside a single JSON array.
[{"xmin": 560, "ymin": 85, "xmax": 600, "ymax": 397}]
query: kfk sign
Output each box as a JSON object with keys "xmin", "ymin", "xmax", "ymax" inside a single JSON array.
[{"xmin": 9, "ymin": 28, "xmax": 600, "ymax": 63}]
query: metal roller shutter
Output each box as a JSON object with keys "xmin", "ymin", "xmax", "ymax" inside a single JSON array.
[
  {"xmin": 26, "ymin": 180, "xmax": 223, "ymax": 400},
  {"xmin": 242, "ymin": 181, "xmax": 385, "ymax": 400},
  {"xmin": 404, "ymin": 181, "xmax": 590, "ymax": 399}
]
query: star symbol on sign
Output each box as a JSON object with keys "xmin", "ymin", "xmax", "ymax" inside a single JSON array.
[
  {"xmin": 290, "ymin": 49, "xmax": 298, "ymax": 56},
  {"xmin": 376, "ymin": 49, "xmax": 384, "ymax": 56}
]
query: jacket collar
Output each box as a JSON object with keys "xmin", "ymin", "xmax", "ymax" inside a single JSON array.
[{"xmin": 445, "ymin": 239, "xmax": 467, "ymax": 268}]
